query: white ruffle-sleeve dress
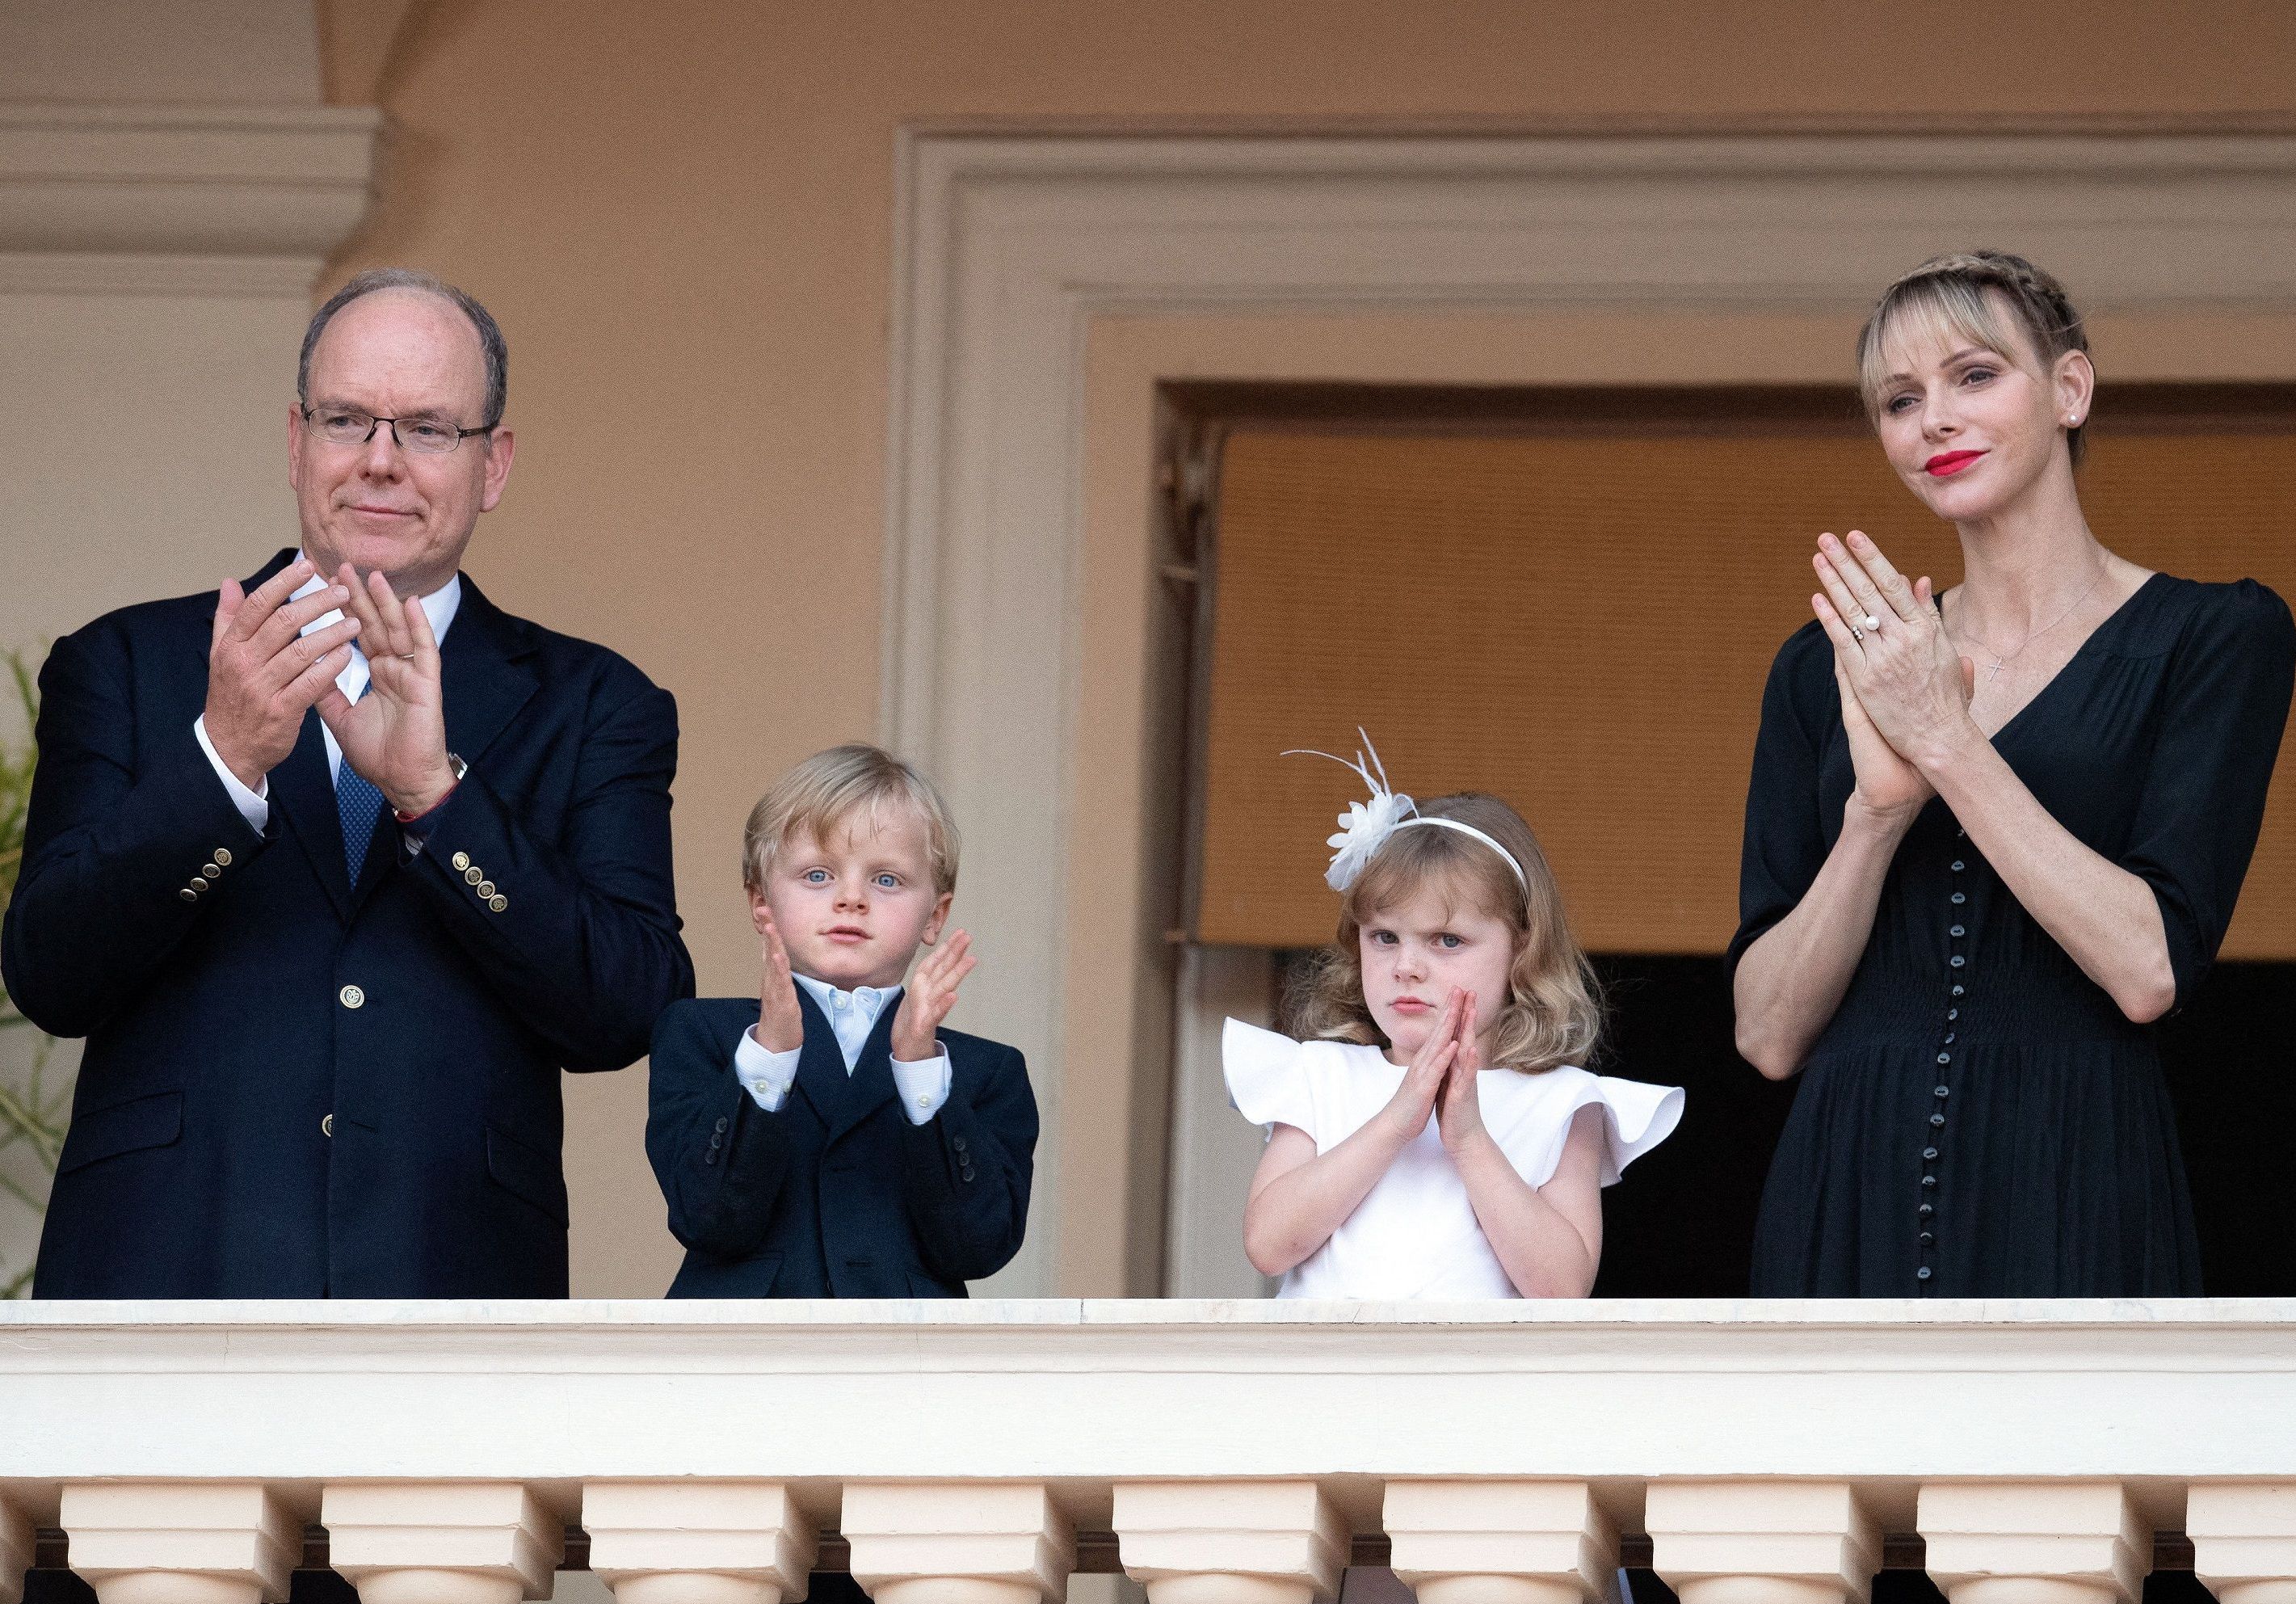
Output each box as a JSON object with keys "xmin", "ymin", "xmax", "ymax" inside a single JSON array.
[{"xmin": 1223, "ymin": 1018, "xmax": 1684, "ymax": 1299}]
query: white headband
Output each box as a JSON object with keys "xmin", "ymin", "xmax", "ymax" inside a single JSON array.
[{"xmin": 1284, "ymin": 731, "xmax": 1530, "ymax": 895}]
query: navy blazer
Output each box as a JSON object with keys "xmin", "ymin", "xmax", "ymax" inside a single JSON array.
[
  {"xmin": 2, "ymin": 551, "xmax": 695, "ymax": 1298},
  {"xmin": 647, "ymin": 989, "xmax": 1036, "ymax": 1296}
]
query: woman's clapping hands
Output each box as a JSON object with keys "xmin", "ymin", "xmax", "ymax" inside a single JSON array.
[{"xmin": 1812, "ymin": 530, "xmax": 1978, "ymax": 812}]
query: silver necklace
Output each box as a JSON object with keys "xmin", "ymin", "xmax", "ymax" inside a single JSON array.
[{"xmin": 1950, "ymin": 567, "xmax": 2109, "ymax": 684}]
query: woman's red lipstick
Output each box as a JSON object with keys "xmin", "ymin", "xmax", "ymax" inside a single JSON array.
[{"xmin": 1925, "ymin": 449, "xmax": 1986, "ymax": 477}]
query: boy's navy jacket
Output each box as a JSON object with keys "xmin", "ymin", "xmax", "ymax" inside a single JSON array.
[{"xmin": 646, "ymin": 988, "xmax": 1037, "ymax": 1296}]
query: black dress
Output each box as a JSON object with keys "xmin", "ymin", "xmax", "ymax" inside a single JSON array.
[{"xmin": 1732, "ymin": 575, "xmax": 2295, "ymax": 1297}]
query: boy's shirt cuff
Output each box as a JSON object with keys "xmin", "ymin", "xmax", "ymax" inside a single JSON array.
[
  {"xmin": 733, "ymin": 1026, "xmax": 952, "ymax": 1126},
  {"xmin": 732, "ymin": 1028, "xmax": 802, "ymax": 1112},
  {"xmin": 889, "ymin": 1049, "xmax": 952, "ymax": 1126}
]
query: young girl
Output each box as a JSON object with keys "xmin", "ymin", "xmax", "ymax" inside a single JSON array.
[{"xmin": 1230, "ymin": 746, "xmax": 1683, "ymax": 1299}]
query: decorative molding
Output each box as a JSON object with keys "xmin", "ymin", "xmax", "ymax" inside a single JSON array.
[
  {"xmin": 0, "ymin": 252, "xmax": 336, "ymax": 297},
  {"xmin": 881, "ymin": 128, "xmax": 2296, "ymax": 1295},
  {"xmin": 0, "ymin": 101, "xmax": 381, "ymax": 294}
]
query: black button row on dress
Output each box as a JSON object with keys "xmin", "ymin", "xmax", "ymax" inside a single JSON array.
[{"xmin": 1920, "ymin": 841, "xmax": 1973, "ymax": 1294}]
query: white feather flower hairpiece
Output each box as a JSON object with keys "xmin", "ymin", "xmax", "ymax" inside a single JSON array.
[
  {"xmin": 1284, "ymin": 729, "xmax": 1532, "ymax": 895},
  {"xmin": 1283, "ymin": 730, "xmax": 1417, "ymax": 893}
]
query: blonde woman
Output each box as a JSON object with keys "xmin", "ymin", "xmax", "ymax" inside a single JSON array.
[{"xmin": 1732, "ymin": 250, "xmax": 2294, "ymax": 1296}]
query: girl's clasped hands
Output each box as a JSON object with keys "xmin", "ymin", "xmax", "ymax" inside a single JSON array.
[{"xmin": 1380, "ymin": 986, "xmax": 1488, "ymax": 1156}]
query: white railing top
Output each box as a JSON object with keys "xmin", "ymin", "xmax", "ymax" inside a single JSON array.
[
  {"xmin": 10, "ymin": 1295, "xmax": 2296, "ymax": 1326},
  {"xmin": 5, "ymin": 1299, "xmax": 2294, "ymax": 1488}
]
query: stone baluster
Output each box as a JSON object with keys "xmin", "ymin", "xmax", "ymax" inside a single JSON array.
[
  {"xmin": 1113, "ymin": 1480, "xmax": 1346, "ymax": 1604},
  {"xmin": 1385, "ymin": 1480, "xmax": 1618, "ymax": 1604},
  {"xmin": 1, "ymin": 1493, "xmax": 32, "ymax": 1604},
  {"xmin": 58, "ymin": 1484, "xmax": 299, "ymax": 1604},
  {"xmin": 1919, "ymin": 1481, "xmax": 2143, "ymax": 1604},
  {"xmin": 1644, "ymin": 1480, "xmax": 1878, "ymax": 1604},
  {"xmin": 585, "ymin": 1481, "xmax": 818, "ymax": 1604},
  {"xmin": 2188, "ymin": 1481, "xmax": 2296, "ymax": 1604},
  {"xmin": 842, "ymin": 1481, "xmax": 1074, "ymax": 1604},
  {"xmin": 322, "ymin": 1483, "xmax": 561, "ymax": 1604}
]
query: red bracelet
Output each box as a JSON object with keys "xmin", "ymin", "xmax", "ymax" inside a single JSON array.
[
  {"xmin": 393, "ymin": 754, "xmax": 468, "ymax": 823},
  {"xmin": 393, "ymin": 783, "xmax": 457, "ymax": 826}
]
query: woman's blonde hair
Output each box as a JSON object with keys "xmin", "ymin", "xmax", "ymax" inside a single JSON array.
[
  {"xmin": 1289, "ymin": 793, "xmax": 1602, "ymax": 1075},
  {"xmin": 1855, "ymin": 250, "xmax": 2091, "ymax": 465},
  {"xmin": 742, "ymin": 743, "xmax": 960, "ymax": 897}
]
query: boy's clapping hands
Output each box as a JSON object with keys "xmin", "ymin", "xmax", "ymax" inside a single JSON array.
[
  {"xmin": 754, "ymin": 904, "xmax": 805, "ymax": 1054},
  {"xmin": 891, "ymin": 929, "xmax": 976, "ymax": 1063}
]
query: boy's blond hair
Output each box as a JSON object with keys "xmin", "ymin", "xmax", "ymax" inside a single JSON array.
[{"xmin": 742, "ymin": 743, "xmax": 960, "ymax": 897}]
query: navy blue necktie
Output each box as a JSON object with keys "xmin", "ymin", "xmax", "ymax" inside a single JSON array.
[{"xmin": 336, "ymin": 682, "xmax": 387, "ymax": 882}]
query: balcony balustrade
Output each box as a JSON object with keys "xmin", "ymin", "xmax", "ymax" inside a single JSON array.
[{"xmin": 4, "ymin": 1300, "xmax": 2295, "ymax": 1604}]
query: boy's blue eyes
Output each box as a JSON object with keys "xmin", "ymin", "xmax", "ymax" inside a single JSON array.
[{"xmin": 797, "ymin": 869, "xmax": 906, "ymax": 888}]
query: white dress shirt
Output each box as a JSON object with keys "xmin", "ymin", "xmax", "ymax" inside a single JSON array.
[
  {"xmin": 193, "ymin": 560, "xmax": 464, "ymax": 832},
  {"xmin": 733, "ymin": 972, "xmax": 952, "ymax": 1126}
]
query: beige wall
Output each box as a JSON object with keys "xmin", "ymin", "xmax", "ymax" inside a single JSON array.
[
  {"xmin": 313, "ymin": 0, "xmax": 2296, "ymax": 1297},
  {"xmin": 0, "ymin": 0, "xmax": 323, "ymax": 103},
  {"xmin": 0, "ymin": 1, "xmax": 354, "ymax": 1294}
]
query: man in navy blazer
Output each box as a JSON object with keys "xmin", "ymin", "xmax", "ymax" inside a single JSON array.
[
  {"xmin": 1, "ymin": 268, "xmax": 693, "ymax": 1298},
  {"xmin": 646, "ymin": 743, "xmax": 1035, "ymax": 1296}
]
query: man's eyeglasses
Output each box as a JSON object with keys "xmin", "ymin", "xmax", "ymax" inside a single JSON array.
[{"xmin": 300, "ymin": 406, "xmax": 497, "ymax": 455}]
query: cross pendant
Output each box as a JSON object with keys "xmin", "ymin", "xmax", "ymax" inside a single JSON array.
[{"xmin": 1984, "ymin": 658, "xmax": 2007, "ymax": 684}]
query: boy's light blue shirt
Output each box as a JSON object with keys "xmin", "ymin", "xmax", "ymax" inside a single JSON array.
[{"xmin": 731, "ymin": 972, "xmax": 951, "ymax": 1125}]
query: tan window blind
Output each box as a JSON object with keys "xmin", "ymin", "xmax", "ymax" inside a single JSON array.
[{"xmin": 1192, "ymin": 414, "xmax": 2296, "ymax": 957}]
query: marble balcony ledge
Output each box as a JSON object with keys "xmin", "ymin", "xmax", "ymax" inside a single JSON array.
[
  {"xmin": 5, "ymin": 1299, "xmax": 2296, "ymax": 1483},
  {"xmin": 6, "ymin": 1302, "xmax": 2296, "ymax": 1604}
]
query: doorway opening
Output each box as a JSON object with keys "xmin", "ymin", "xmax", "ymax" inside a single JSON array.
[{"xmin": 1154, "ymin": 381, "xmax": 2296, "ymax": 1297}]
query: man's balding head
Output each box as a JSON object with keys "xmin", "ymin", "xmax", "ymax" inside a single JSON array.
[
  {"xmin": 300, "ymin": 269, "xmax": 507, "ymax": 427},
  {"xmin": 288, "ymin": 271, "xmax": 517, "ymax": 596}
]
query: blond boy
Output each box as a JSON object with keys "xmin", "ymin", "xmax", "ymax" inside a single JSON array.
[{"xmin": 645, "ymin": 744, "xmax": 1037, "ymax": 1295}]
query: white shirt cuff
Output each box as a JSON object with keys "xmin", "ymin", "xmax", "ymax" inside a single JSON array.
[
  {"xmin": 194, "ymin": 714, "xmax": 268, "ymax": 833},
  {"xmin": 731, "ymin": 1027, "xmax": 801, "ymax": 1112},
  {"xmin": 889, "ymin": 1049, "xmax": 952, "ymax": 1126}
]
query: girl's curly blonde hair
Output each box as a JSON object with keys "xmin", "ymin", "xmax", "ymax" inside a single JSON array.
[{"xmin": 1288, "ymin": 792, "xmax": 1602, "ymax": 1074}]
